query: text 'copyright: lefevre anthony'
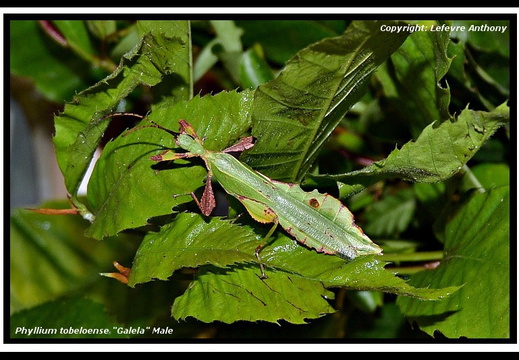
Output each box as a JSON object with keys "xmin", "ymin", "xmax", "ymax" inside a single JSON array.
[{"xmin": 380, "ymin": 23, "xmax": 508, "ymax": 34}]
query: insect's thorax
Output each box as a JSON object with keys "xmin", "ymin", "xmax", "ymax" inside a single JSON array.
[
  {"xmin": 177, "ymin": 133, "xmax": 205, "ymax": 155},
  {"xmin": 206, "ymin": 152, "xmax": 274, "ymax": 197}
]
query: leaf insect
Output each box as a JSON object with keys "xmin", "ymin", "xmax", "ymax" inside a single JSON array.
[{"xmin": 120, "ymin": 114, "xmax": 382, "ymax": 278}]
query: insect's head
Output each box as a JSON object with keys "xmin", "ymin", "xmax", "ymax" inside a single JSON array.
[{"xmin": 175, "ymin": 132, "xmax": 205, "ymax": 155}]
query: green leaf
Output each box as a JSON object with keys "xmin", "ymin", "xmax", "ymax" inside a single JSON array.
[
  {"xmin": 210, "ymin": 20, "xmax": 243, "ymax": 53},
  {"xmin": 129, "ymin": 212, "xmax": 262, "ymax": 286},
  {"xmin": 86, "ymin": 20, "xmax": 117, "ymax": 40},
  {"xmin": 130, "ymin": 212, "xmax": 459, "ymax": 324},
  {"xmin": 172, "ymin": 265, "xmax": 336, "ymax": 324},
  {"xmin": 371, "ymin": 25, "xmax": 452, "ymax": 138},
  {"xmin": 241, "ymin": 20, "xmax": 410, "ymax": 182},
  {"xmin": 85, "ymin": 89, "xmax": 253, "ymax": 239},
  {"xmin": 194, "ymin": 20, "xmax": 248, "ymax": 85},
  {"xmin": 10, "ymin": 20, "xmax": 92, "ymax": 102},
  {"xmin": 193, "ymin": 36, "xmax": 219, "ymax": 82},
  {"xmin": 10, "ymin": 297, "xmax": 126, "ymax": 339},
  {"xmin": 136, "ymin": 20, "xmax": 193, "ymax": 102},
  {"xmin": 53, "ymin": 26, "xmax": 191, "ymax": 217},
  {"xmin": 364, "ymin": 188, "xmax": 416, "ymax": 238},
  {"xmin": 239, "ymin": 45, "xmax": 275, "ymax": 88},
  {"xmin": 258, "ymin": 238, "xmax": 459, "ymax": 301},
  {"xmin": 236, "ymin": 20, "xmax": 347, "ymax": 65},
  {"xmin": 53, "ymin": 20, "xmax": 96, "ymax": 62},
  {"xmin": 397, "ymin": 186, "xmax": 510, "ymax": 338},
  {"xmin": 320, "ymin": 102, "xmax": 509, "ymax": 196},
  {"xmin": 193, "ymin": 21, "xmax": 273, "ymax": 89}
]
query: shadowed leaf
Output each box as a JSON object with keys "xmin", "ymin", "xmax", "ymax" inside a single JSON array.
[{"xmin": 397, "ymin": 186, "xmax": 510, "ymax": 338}]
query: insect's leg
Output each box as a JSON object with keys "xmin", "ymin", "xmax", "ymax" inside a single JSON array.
[
  {"xmin": 190, "ymin": 173, "xmax": 216, "ymax": 216},
  {"xmin": 255, "ymin": 220, "xmax": 279, "ymax": 279},
  {"xmin": 255, "ymin": 248, "xmax": 267, "ymax": 279},
  {"xmin": 229, "ymin": 212, "xmax": 244, "ymax": 224},
  {"xmin": 150, "ymin": 149, "xmax": 197, "ymax": 162},
  {"xmin": 190, "ymin": 192, "xmax": 202, "ymax": 209},
  {"xmin": 234, "ymin": 196, "xmax": 278, "ymax": 278},
  {"xmin": 222, "ymin": 136, "xmax": 255, "ymax": 153}
]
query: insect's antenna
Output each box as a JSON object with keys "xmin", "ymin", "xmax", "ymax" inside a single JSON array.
[
  {"xmin": 101, "ymin": 112, "xmax": 146, "ymax": 121},
  {"xmin": 103, "ymin": 112, "xmax": 179, "ymax": 138},
  {"xmin": 122, "ymin": 124, "xmax": 170, "ymax": 137},
  {"xmin": 122, "ymin": 123, "xmax": 179, "ymax": 138}
]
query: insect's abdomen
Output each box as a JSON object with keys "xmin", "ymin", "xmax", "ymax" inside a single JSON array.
[{"xmin": 270, "ymin": 182, "xmax": 382, "ymax": 259}]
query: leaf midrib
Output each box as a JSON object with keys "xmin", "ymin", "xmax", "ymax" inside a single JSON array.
[{"xmin": 292, "ymin": 34, "xmax": 373, "ymax": 182}]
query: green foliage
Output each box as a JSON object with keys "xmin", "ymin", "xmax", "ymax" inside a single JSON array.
[
  {"xmin": 85, "ymin": 89, "xmax": 253, "ymax": 239},
  {"xmin": 52, "ymin": 21, "xmax": 192, "ymax": 217},
  {"xmin": 10, "ymin": 18, "xmax": 511, "ymax": 339},
  {"xmin": 10, "ymin": 20, "xmax": 94, "ymax": 102},
  {"xmin": 369, "ymin": 26, "xmax": 452, "ymax": 139},
  {"xmin": 398, "ymin": 186, "xmax": 510, "ymax": 338},
  {"xmin": 11, "ymin": 297, "xmax": 127, "ymax": 339},
  {"xmin": 10, "ymin": 201, "xmax": 135, "ymax": 312},
  {"xmin": 317, "ymin": 102, "xmax": 509, "ymax": 197},
  {"xmin": 172, "ymin": 265, "xmax": 337, "ymax": 325},
  {"xmin": 241, "ymin": 21, "xmax": 410, "ymax": 182},
  {"xmin": 130, "ymin": 213, "xmax": 458, "ymax": 324}
]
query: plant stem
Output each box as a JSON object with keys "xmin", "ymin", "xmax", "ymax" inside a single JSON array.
[
  {"xmin": 381, "ymin": 250, "xmax": 444, "ymax": 275},
  {"xmin": 38, "ymin": 20, "xmax": 118, "ymax": 74},
  {"xmin": 389, "ymin": 262, "xmax": 442, "ymax": 275},
  {"xmin": 381, "ymin": 250, "xmax": 443, "ymax": 263}
]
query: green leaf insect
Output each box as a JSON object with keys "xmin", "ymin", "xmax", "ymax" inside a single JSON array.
[{"xmin": 124, "ymin": 115, "xmax": 382, "ymax": 276}]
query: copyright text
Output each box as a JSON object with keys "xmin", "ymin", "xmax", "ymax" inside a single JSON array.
[{"xmin": 380, "ymin": 23, "xmax": 508, "ymax": 34}]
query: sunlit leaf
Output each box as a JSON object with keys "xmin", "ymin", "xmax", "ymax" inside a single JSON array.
[
  {"xmin": 172, "ymin": 265, "xmax": 336, "ymax": 324},
  {"xmin": 129, "ymin": 213, "xmax": 262, "ymax": 286},
  {"xmin": 130, "ymin": 212, "xmax": 459, "ymax": 324}
]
